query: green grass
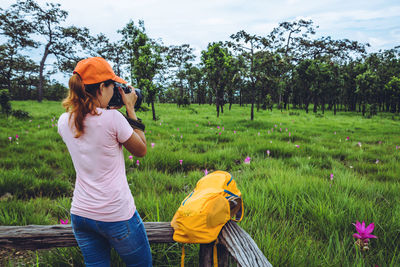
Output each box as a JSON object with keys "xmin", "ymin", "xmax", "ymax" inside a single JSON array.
[{"xmin": 1, "ymin": 101, "xmax": 400, "ymax": 266}]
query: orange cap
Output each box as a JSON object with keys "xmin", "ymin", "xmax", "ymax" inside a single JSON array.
[{"xmin": 73, "ymin": 57, "xmax": 127, "ymax": 85}]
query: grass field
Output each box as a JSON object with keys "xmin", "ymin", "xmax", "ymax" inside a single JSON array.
[{"xmin": 1, "ymin": 101, "xmax": 400, "ymax": 266}]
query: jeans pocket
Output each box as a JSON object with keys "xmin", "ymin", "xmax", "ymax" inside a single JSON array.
[{"xmin": 106, "ymin": 221, "xmax": 131, "ymax": 242}]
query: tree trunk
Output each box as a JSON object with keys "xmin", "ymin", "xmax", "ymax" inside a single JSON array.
[
  {"xmin": 398, "ymin": 99, "xmax": 400, "ymax": 114},
  {"xmin": 313, "ymin": 100, "xmax": 318, "ymax": 113},
  {"xmin": 38, "ymin": 43, "xmax": 52, "ymax": 102},
  {"xmin": 229, "ymin": 102, "xmax": 232, "ymax": 110},
  {"xmin": 6, "ymin": 54, "xmax": 14, "ymax": 92},
  {"xmin": 151, "ymin": 101, "xmax": 156, "ymax": 121},
  {"xmin": 251, "ymin": 102, "xmax": 254, "ymax": 121},
  {"xmin": 215, "ymin": 86, "xmax": 220, "ymax": 117},
  {"xmin": 334, "ymin": 102, "xmax": 337, "ymax": 115}
]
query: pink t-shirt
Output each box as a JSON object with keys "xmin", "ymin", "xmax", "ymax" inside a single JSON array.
[{"xmin": 58, "ymin": 108, "xmax": 135, "ymax": 222}]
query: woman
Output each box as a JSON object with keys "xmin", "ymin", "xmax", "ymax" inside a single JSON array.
[{"xmin": 58, "ymin": 57, "xmax": 152, "ymax": 266}]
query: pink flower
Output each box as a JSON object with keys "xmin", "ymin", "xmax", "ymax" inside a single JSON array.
[
  {"xmin": 285, "ymin": 128, "xmax": 288, "ymax": 132},
  {"xmin": 160, "ymin": 122, "xmax": 162, "ymax": 125},
  {"xmin": 274, "ymin": 124, "xmax": 277, "ymax": 128},
  {"xmin": 233, "ymin": 130, "xmax": 236, "ymax": 134},
  {"xmin": 196, "ymin": 124, "xmax": 198, "ymax": 127},
  {"xmin": 222, "ymin": 127, "xmax": 224, "ymax": 131},
  {"xmin": 218, "ymin": 132, "xmax": 222, "ymax": 135},
  {"xmin": 129, "ymin": 155, "xmax": 133, "ymax": 160},
  {"xmin": 179, "ymin": 160, "xmax": 183, "ymax": 165},
  {"xmin": 353, "ymin": 221, "xmax": 378, "ymax": 240},
  {"xmin": 177, "ymin": 128, "xmax": 179, "ymax": 131},
  {"xmin": 8, "ymin": 137, "xmax": 12, "ymax": 141},
  {"xmin": 271, "ymin": 128, "xmax": 274, "ymax": 132},
  {"xmin": 375, "ymin": 159, "xmax": 379, "ymax": 164},
  {"xmin": 266, "ymin": 150, "xmax": 270, "ymax": 157},
  {"xmin": 180, "ymin": 135, "xmax": 183, "ymax": 139},
  {"xmin": 204, "ymin": 169, "xmax": 208, "ymax": 176},
  {"xmin": 280, "ymin": 128, "xmax": 282, "ymax": 132},
  {"xmin": 334, "ymin": 131, "xmax": 336, "ymax": 135},
  {"xmin": 258, "ymin": 132, "xmax": 260, "ymax": 136},
  {"xmin": 244, "ymin": 156, "xmax": 251, "ymax": 164},
  {"xmin": 378, "ymin": 141, "xmax": 382, "ymax": 144},
  {"xmin": 346, "ymin": 136, "xmax": 349, "ymax": 140},
  {"xmin": 295, "ymin": 145, "xmax": 300, "ymax": 148},
  {"xmin": 217, "ymin": 126, "xmax": 220, "ymax": 129},
  {"xmin": 358, "ymin": 142, "xmax": 362, "ymax": 147},
  {"xmin": 330, "ymin": 173, "xmax": 334, "ymax": 181},
  {"xmin": 136, "ymin": 160, "xmax": 140, "ymax": 166},
  {"xmin": 15, "ymin": 134, "xmax": 19, "ymax": 139},
  {"xmin": 60, "ymin": 219, "xmax": 69, "ymax": 224},
  {"xmin": 151, "ymin": 143, "xmax": 155, "ymax": 148},
  {"xmin": 289, "ymin": 132, "xmax": 291, "ymax": 137}
]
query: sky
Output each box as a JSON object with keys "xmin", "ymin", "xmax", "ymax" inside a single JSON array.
[{"xmin": 1, "ymin": 0, "xmax": 400, "ymax": 82}]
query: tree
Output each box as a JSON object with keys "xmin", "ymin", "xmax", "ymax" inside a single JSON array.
[
  {"xmin": 89, "ymin": 33, "xmax": 128, "ymax": 78},
  {"xmin": 227, "ymin": 30, "xmax": 269, "ymax": 120},
  {"xmin": 269, "ymin": 19, "xmax": 317, "ymax": 109},
  {"xmin": 120, "ymin": 20, "xmax": 165, "ymax": 120},
  {"xmin": 16, "ymin": 0, "xmax": 90, "ymax": 102},
  {"xmin": 293, "ymin": 59, "xmax": 313, "ymax": 113},
  {"xmin": 385, "ymin": 76, "xmax": 400, "ymax": 113},
  {"xmin": 356, "ymin": 69, "xmax": 379, "ymax": 116},
  {"xmin": 201, "ymin": 42, "xmax": 232, "ymax": 117},
  {"xmin": 166, "ymin": 44, "xmax": 195, "ymax": 106},
  {"xmin": 0, "ymin": 2, "xmax": 37, "ymax": 92}
]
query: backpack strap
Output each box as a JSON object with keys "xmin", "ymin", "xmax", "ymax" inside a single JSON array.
[
  {"xmin": 181, "ymin": 244, "xmax": 185, "ymax": 267},
  {"xmin": 213, "ymin": 239, "xmax": 219, "ymax": 267}
]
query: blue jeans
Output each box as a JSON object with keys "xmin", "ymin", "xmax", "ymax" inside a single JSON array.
[{"xmin": 71, "ymin": 210, "xmax": 152, "ymax": 267}]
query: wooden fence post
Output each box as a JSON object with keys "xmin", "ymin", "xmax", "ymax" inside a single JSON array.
[{"xmin": 199, "ymin": 242, "xmax": 214, "ymax": 267}]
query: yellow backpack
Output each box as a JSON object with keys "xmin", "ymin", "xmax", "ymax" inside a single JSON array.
[{"xmin": 171, "ymin": 170, "xmax": 244, "ymax": 266}]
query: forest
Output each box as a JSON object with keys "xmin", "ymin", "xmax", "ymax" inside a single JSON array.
[{"xmin": 1, "ymin": 0, "xmax": 400, "ymax": 120}]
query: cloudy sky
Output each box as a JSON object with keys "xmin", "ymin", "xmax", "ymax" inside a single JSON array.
[{"xmin": 1, "ymin": 0, "xmax": 400, "ymax": 81}]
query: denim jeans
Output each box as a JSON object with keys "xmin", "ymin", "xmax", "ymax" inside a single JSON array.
[{"xmin": 71, "ymin": 210, "xmax": 152, "ymax": 267}]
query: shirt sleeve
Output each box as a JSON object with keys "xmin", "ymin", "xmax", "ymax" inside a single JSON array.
[
  {"xmin": 113, "ymin": 110, "xmax": 134, "ymax": 144},
  {"xmin": 57, "ymin": 113, "xmax": 64, "ymax": 138}
]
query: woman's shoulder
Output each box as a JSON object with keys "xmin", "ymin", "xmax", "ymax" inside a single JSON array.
[
  {"xmin": 96, "ymin": 108, "xmax": 124, "ymax": 119},
  {"xmin": 58, "ymin": 112, "xmax": 69, "ymax": 124}
]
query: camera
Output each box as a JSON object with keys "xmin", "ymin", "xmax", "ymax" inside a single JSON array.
[{"xmin": 108, "ymin": 82, "xmax": 143, "ymax": 110}]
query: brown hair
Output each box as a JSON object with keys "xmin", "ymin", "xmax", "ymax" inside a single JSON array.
[{"xmin": 62, "ymin": 73, "xmax": 113, "ymax": 138}]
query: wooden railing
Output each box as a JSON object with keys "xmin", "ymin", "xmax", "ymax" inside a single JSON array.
[{"xmin": 0, "ymin": 221, "xmax": 272, "ymax": 267}]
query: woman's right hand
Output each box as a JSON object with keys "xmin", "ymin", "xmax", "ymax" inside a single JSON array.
[{"xmin": 118, "ymin": 85, "xmax": 137, "ymax": 110}]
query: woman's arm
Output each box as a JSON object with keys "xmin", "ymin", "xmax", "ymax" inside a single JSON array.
[
  {"xmin": 123, "ymin": 129, "xmax": 147, "ymax": 157},
  {"xmin": 118, "ymin": 86, "xmax": 147, "ymax": 157}
]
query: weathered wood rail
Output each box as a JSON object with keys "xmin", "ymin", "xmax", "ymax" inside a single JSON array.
[{"xmin": 0, "ymin": 221, "xmax": 272, "ymax": 267}]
